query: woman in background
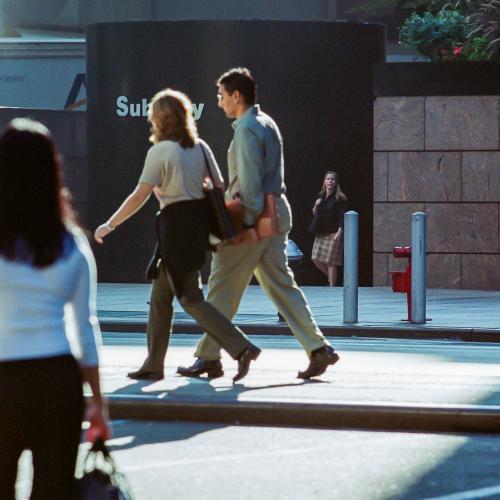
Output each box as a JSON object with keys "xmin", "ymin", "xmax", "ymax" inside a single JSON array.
[
  {"xmin": 0, "ymin": 118, "xmax": 110, "ymax": 499},
  {"xmin": 310, "ymin": 171, "xmax": 347, "ymax": 286}
]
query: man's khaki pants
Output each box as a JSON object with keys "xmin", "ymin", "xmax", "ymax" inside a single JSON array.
[
  {"xmin": 140, "ymin": 265, "xmax": 252, "ymax": 374},
  {"xmin": 195, "ymin": 232, "xmax": 329, "ymax": 361}
]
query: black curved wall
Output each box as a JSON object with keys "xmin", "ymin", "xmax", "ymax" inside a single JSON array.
[{"xmin": 87, "ymin": 20, "xmax": 385, "ymax": 284}]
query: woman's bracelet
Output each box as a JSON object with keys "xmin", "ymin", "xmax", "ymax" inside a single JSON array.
[{"xmin": 104, "ymin": 222, "xmax": 115, "ymax": 232}]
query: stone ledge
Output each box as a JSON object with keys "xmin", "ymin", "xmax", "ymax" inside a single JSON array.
[{"xmin": 107, "ymin": 394, "xmax": 500, "ymax": 433}]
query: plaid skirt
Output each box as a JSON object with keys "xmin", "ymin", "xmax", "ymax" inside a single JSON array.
[{"xmin": 312, "ymin": 233, "xmax": 343, "ymax": 266}]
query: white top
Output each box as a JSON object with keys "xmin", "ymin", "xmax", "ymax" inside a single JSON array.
[
  {"xmin": 139, "ymin": 139, "xmax": 223, "ymax": 207},
  {"xmin": 0, "ymin": 227, "xmax": 101, "ymax": 366}
]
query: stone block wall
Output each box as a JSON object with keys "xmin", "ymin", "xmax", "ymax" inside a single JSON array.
[{"xmin": 373, "ymin": 95, "xmax": 500, "ymax": 290}]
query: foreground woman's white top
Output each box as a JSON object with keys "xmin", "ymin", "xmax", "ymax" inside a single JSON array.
[{"xmin": 0, "ymin": 227, "xmax": 101, "ymax": 365}]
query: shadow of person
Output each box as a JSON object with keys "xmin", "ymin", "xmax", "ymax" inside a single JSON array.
[
  {"xmin": 105, "ymin": 376, "xmax": 328, "ymax": 451},
  {"xmin": 105, "ymin": 418, "xmax": 228, "ymax": 452},
  {"xmin": 110, "ymin": 375, "xmax": 327, "ymax": 401},
  {"xmin": 163, "ymin": 375, "xmax": 315, "ymax": 400},
  {"xmin": 104, "ymin": 378, "xmax": 227, "ymax": 451}
]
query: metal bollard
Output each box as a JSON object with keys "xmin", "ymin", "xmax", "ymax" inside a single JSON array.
[
  {"xmin": 411, "ymin": 212, "xmax": 426, "ymax": 323},
  {"xmin": 343, "ymin": 210, "xmax": 358, "ymax": 323}
]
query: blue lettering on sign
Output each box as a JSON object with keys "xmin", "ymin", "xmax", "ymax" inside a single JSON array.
[
  {"xmin": 116, "ymin": 96, "xmax": 129, "ymax": 117},
  {"xmin": 116, "ymin": 96, "xmax": 204, "ymax": 120}
]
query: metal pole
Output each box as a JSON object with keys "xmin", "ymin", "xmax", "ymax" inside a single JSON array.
[
  {"xmin": 411, "ymin": 212, "xmax": 426, "ymax": 323},
  {"xmin": 343, "ymin": 210, "xmax": 358, "ymax": 323}
]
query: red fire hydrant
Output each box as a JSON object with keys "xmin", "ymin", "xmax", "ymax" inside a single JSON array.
[{"xmin": 390, "ymin": 246, "xmax": 412, "ymax": 320}]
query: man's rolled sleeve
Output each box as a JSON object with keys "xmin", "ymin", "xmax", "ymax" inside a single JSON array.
[{"xmin": 235, "ymin": 126, "xmax": 265, "ymax": 226}]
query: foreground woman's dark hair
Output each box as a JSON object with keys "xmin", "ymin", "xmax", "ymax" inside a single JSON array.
[{"xmin": 0, "ymin": 118, "xmax": 69, "ymax": 267}]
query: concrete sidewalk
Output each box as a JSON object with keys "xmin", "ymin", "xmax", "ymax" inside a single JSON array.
[
  {"xmin": 97, "ymin": 284, "xmax": 500, "ymax": 432},
  {"xmin": 98, "ymin": 285, "xmax": 500, "ymax": 341},
  {"xmin": 100, "ymin": 334, "xmax": 500, "ymax": 434}
]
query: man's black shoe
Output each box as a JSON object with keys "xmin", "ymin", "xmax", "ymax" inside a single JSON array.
[
  {"xmin": 233, "ymin": 345, "xmax": 261, "ymax": 383},
  {"xmin": 176, "ymin": 358, "xmax": 224, "ymax": 378},
  {"xmin": 297, "ymin": 345, "xmax": 339, "ymax": 379},
  {"xmin": 127, "ymin": 369, "xmax": 164, "ymax": 380}
]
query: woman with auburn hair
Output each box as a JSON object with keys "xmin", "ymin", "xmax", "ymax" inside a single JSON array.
[
  {"xmin": 0, "ymin": 118, "xmax": 110, "ymax": 499},
  {"xmin": 310, "ymin": 171, "xmax": 347, "ymax": 286},
  {"xmin": 95, "ymin": 88, "xmax": 260, "ymax": 383}
]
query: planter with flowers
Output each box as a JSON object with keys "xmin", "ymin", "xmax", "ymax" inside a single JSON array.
[
  {"xmin": 375, "ymin": 1, "xmax": 500, "ymax": 95},
  {"xmin": 398, "ymin": 7, "xmax": 492, "ymax": 62}
]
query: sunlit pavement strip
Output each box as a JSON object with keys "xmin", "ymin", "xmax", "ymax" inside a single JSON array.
[
  {"xmin": 99, "ymin": 336, "xmax": 500, "ymax": 403},
  {"xmin": 97, "ymin": 336, "xmax": 500, "ymax": 431}
]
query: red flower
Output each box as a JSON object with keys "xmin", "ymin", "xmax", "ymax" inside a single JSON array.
[{"xmin": 453, "ymin": 46, "xmax": 463, "ymax": 55}]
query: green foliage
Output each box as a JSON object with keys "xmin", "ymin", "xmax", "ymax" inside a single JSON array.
[
  {"xmin": 398, "ymin": 9, "xmax": 490, "ymax": 60},
  {"xmin": 469, "ymin": 0, "xmax": 500, "ymax": 61},
  {"xmin": 346, "ymin": 0, "xmax": 499, "ymax": 61},
  {"xmin": 466, "ymin": 34, "xmax": 491, "ymax": 59}
]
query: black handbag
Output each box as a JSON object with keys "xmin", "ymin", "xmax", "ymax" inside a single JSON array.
[
  {"xmin": 200, "ymin": 144, "xmax": 235, "ymax": 241},
  {"xmin": 76, "ymin": 438, "xmax": 135, "ymax": 500}
]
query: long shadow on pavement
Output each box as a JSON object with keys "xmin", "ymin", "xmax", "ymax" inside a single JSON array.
[
  {"xmin": 107, "ymin": 377, "xmax": 321, "ymax": 452},
  {"xmin": 110, "ymin": 375, "xmax": 317, "ymax": 402}
]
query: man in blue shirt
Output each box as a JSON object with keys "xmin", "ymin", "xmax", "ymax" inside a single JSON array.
[{"xmin": 178, "ymin": 67, "xmax": 339, "ymax": 380}]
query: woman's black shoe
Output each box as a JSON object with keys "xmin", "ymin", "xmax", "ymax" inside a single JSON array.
[
  {"xmin": 233, "ymin": 345, "xmax": 261, "ymax": 383},
  {"xmin": 176, "ymin": 358, "xmax": 224, "ymax": 378},
  {"xmin": 127, "ymin": 369, "xmax": 164, "ymax": 380}
]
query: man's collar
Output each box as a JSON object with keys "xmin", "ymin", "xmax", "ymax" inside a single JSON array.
[{"xmin": 232, "ymin": 104, "xmax": 260, "ymax": 130}]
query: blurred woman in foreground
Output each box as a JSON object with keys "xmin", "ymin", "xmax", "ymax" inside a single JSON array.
[{"xmin": 0, "ymin": 118, "xmax": 110, "ymax": 499}]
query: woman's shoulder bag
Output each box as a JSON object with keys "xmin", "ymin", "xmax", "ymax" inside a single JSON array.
[{"xmin": 200, "ymin": 143, "xmax": 237, "ymax": 241}]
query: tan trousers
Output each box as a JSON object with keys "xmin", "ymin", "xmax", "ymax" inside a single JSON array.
[
  {"xmin": 194, "ymin": 232, "xmax": 329, "ymax": 361},
  {"xmin": 140, "ymin": 264, "xmax": 252, "ymax": 374}
]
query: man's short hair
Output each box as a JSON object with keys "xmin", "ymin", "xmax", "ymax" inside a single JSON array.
[{"xmin": 217, "ymin": 67, "xmax": 257, "ymax": 106}]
